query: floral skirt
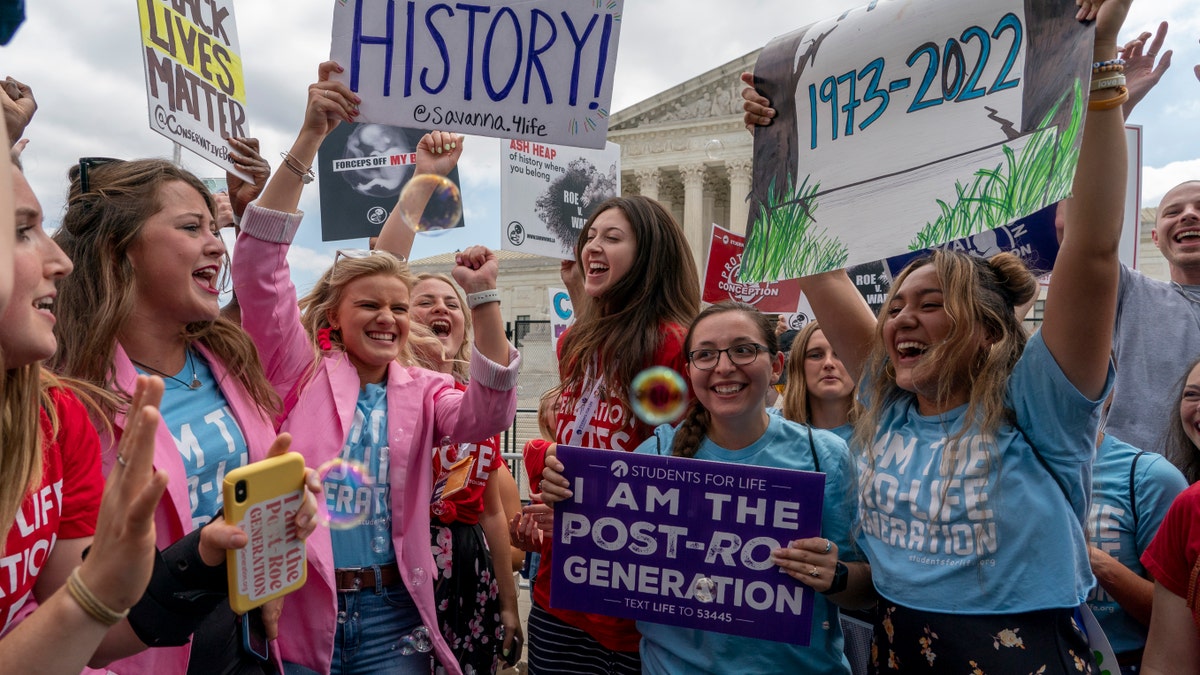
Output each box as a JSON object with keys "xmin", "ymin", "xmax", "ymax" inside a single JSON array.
[
  {"xmin": 431, "ymin": 521, "xmax": 502, "ymax": 674},
  {"xmin": 869, "ymin": 602, "xmax": 1097, "ymax": 675}
]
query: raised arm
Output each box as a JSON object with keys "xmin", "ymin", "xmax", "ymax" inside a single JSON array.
[
  {"xmin": 256, "ymin": 61, "xmax": 358, "ymax": 214},
  {"xmin": 0, "ymin": 377, "xmax": 167, "ymax": 674},
  {"xmin": 373, "ymin": 130, "xmax": 464, "ymax": 260},
  {"xmin": 796, "ymin": 271, "xmax": 876, "ymax": 384},
  {"xmin": 1041, "ymin": 0, "xmax": 1132, "ymax": 400}
]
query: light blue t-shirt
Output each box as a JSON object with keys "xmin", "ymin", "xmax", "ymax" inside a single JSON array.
[
  {"xmin": 633, "ymin": 415, "xmax": 855, "ymax": 675},
  {"xmin": 1087, "ymin": 434, "xmax": 1187, "ymax": 654},
  {"xmin": 153, "ymin": 352, "xmax": 249, "ymax": 529},
  {"xmin": 328, "ymin": 382, "xmax": 396, "ymax": 568},
  {"xmin": 855, "ymin": 331, "xmax": 1111, "ymax": 613},
  {"xmin": 828, "ymin": 424, "xmax": 854, "ymax": 443}
]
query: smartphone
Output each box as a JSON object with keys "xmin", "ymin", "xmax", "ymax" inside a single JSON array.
[
  {"xmin": 503, "ymin": 627, "xmax": 524, "ymax": 667},
  {"xmin": 223, "ymin": 452, "xmax": 308, "ymax": 614},
  {"xmin": 240, "ymin": 609, "xmax": 270, "ymax": 662}
]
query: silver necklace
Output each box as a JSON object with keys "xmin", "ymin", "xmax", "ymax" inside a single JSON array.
[
  {"xmin": 1172, "ymin": 281, "xmax": 1200, "ymax": 304},
  {"xmin": 130, "ymin": 350, "xmax": 202, "ymax": 390}
]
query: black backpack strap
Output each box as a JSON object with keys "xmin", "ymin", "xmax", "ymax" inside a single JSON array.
[
  {"xmin": 1130, "ymin": 450, "xmax": 1145, "ymax": 532},
  {"xmin": 807, "ymin": 424, "xmax": 820, "ymax": 473}
]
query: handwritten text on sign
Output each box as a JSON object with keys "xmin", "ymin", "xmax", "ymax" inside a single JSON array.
[
  {"xmin": 742, "ymin": 0, "xmax": 1091, "ymax": 280},
  {"xmin": 551, "ymin": 445, "xmax": 825, "ymax": 644},
  {"xmin": 138, "ymin": 0, "xmax": 251, "ymax": 181},
  {"xmin": 330, "ymin": 0, "xmax": 623, "ymax": 149}
]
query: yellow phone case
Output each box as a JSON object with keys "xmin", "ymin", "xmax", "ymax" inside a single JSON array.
[{"xmin": 223, "ymin": 452, "xmax": 308, "ymax": 614}]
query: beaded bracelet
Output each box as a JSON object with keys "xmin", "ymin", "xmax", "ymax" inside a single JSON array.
[
  {"xmin": 66, "ymin": 566, "xmax": 129, "ymax": 626},
  {"xmin": 1093, "ymin": 63, "xmax": 1125, "ymax": 74},
  {"xmin": 1090, "ymin": 74, "xmax": 1126, "ymax": 91},
  {"xmin": 1088, "ymin": 86, "xmax": 1129, "ymax": 111},
  {"xmin": 1092, "ymin": 58, "xmax": 1126, "ymax": 69},
  {"xmin": 279, "ymin": 151, "xmax": 315, "ymax": 184}
]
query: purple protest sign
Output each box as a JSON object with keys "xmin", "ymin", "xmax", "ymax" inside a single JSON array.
[{"xmin": 550, "ymin": 445, "xmax": 826, "ymax": 645}]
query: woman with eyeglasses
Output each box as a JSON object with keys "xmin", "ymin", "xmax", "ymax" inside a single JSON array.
[
  {"xmin": 740, "ymin": 1, "xmax": 1130, "ymax": 669},
  {"xmin": 543, "ymin": 302, "xmax": 873, "ymax": 674},
  {"xmin": 51, "ymin": 142, "xmax": 320, "ymax": 675},
  {"xmin": 231, "ymin": 62, "xmax": 518, "ymax": 675}
]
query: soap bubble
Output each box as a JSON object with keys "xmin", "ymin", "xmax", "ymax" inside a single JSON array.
[
  {"xmin": 410, "ymin": 567, "xmax": 429, "ymax": 587},
  {"xmin": 397, "ymin": 626, "xmax": 433, "ymax": 655},
  {"xmin": 317, "ymin": 458, "xmax": 371, "ymax": 530},
  {"xmin": 704, "ymin": 138, "xmax": 724, "ymax": 161},
  {"xmin": 630, "ymin": 366, "xmax": 689, "ymax": 425},
  {"xmin": 398, "ymin": 174, "xmax": 462, "ymax": 232}
]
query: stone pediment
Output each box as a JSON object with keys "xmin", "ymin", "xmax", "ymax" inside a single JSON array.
[{"xmin": 609, "ymin": 50, "xmax": 760, "ymax": 131}]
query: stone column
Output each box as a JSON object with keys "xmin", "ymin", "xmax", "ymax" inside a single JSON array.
[
  {"xmin": 679, "ymin": 163, "xmax": 707, "ymax": 270},
  {"xmin": 727, "ymin": 158, "xmax": 753, "ymax": 236},
  {"xmin": 634, "ymin": 168, "xmax": 660, "ymax": 201}
]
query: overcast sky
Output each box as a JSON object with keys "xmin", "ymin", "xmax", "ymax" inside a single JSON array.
[{"xmin": 5, "ymin": 0, "xmax": 1199, "ymax": 293}]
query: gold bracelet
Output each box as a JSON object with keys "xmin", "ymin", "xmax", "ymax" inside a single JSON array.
[{"xmin": 65, "ymin": 566, "xmax": 129, "ymax": 627}]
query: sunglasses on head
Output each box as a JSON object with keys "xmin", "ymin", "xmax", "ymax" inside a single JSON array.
[
  {"xmin": 334, "ymin": 248, "xmax": 407, "ymax": 266},
  {"xmin": 77, "ymin": 157, "xmax": 123, "ymax": 194}
]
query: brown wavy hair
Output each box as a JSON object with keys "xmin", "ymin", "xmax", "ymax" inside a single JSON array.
[
  {"xmin": 852, "ymin": 249, "xmax": 1038, "ymax": 470},
  {"xmin": 50, "ymin": 159, "xmax": 279, "ymax": 417},
  {"xmin": 782, "ymin": 321, "xmax": 859, "ymax": 427},
  {"xmin": 557, "ymin": 196, "xmax": 700, "ymax": 411},
  {"xmin": 671, "ymin": 302, "xmax": 777, "ymax": 459},
  {"xmin": 1165, "ymin": 355, "xmax": 1200, "ymax": 484}
]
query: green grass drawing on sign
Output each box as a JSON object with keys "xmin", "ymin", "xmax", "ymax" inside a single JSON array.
[
  {"xmin": 908, "ymin": 79, "xmax": 1085, "ymax": 251},
  {"xmin": 742, "ymin": 174, "xmax": 848, "ymax": 281}
]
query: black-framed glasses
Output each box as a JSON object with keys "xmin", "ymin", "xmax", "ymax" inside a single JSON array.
[
  {"xmin": 77, "ymin": 157, "xmax": 122, "ymax": 194},
  {"xmin": 688, "ymin": 343, "xmax": 769, "ymax": 370}
]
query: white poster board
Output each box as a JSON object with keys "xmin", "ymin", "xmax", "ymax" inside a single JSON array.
[
  {"xmin": 138, "ymin": 0, "xmax": 251, "ymax": 181},
  {"xmin": 742, "ymin": 0, "xmax": 1093, "ymax": 281},
  {"xmin": 501, "ymin": 140, "xmax": 619, "ymax": 259},
  {"xmin": 330, "ymin": 0, "xmax": 623, "ymax": 149}
]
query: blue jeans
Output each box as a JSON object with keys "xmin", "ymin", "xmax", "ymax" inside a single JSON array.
[{"xmin": 330, "ymin": 582, "xmax": 433, "ymax": 675}]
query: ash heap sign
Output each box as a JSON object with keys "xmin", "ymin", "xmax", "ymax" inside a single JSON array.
[{"xmin": 551, "ymin": 445, "xmax": 825, "ymax": 645}]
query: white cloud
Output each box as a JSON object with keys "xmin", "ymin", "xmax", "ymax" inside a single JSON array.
[{"xmin": 1144, "ymin": 159, "xmax": 1200, "ymax": 205}]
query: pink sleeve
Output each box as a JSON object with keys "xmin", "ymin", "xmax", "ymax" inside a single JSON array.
[{"xmin": 233, "ymin": 203, "xmax": 319, "ymax": 403}]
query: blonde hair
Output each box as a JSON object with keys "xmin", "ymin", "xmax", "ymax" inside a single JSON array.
[
  {"xmin": 852, "ymin": 250, "xmax": 1038, "ymax": 473},
  {"xmin": 298, "ymin": 251, "xmax": 413, "ymax": 378},
  {"xmin": 0, "ymin": 362, "xmax": 112, "ymax": 543},
  {"xmin": 781, "ymin": 322, "xmax": 859, "ymax": 427},
  {"xmin": 51, "ymin": 159, "xmax": 279, "ymax": 417},
  {"xmin": 412, "ymin": 273, "xmax": 471, "ymax": 383}
]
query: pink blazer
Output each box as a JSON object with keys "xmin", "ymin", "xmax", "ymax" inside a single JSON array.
[
  {"xmin": 234, "ymin": 203, "xmax": 519, "ymax": 675},
  {"xmin": 101, "ymin": 343, "xmax": 280, "ymax": 674}
]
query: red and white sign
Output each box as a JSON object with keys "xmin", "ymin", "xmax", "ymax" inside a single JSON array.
[{"xmin": 702, "ymin": 224, "xmax": 804, "ymax": 312}]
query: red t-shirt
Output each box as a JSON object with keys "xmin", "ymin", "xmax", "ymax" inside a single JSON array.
[
  {"xmin": 430, "ymin": 381, "xmax": 502, "ymax": 526},
  {"xmin": 1142, "ymin": 481, "xmax": 1200, "ymax": 616},
  {"xmin": 534, "ymin": 322, "xmax": 688, "ymax": 652},
  {"xmin": 1, "ymin": 388, "xmax": 104, "ymax": 631}
]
